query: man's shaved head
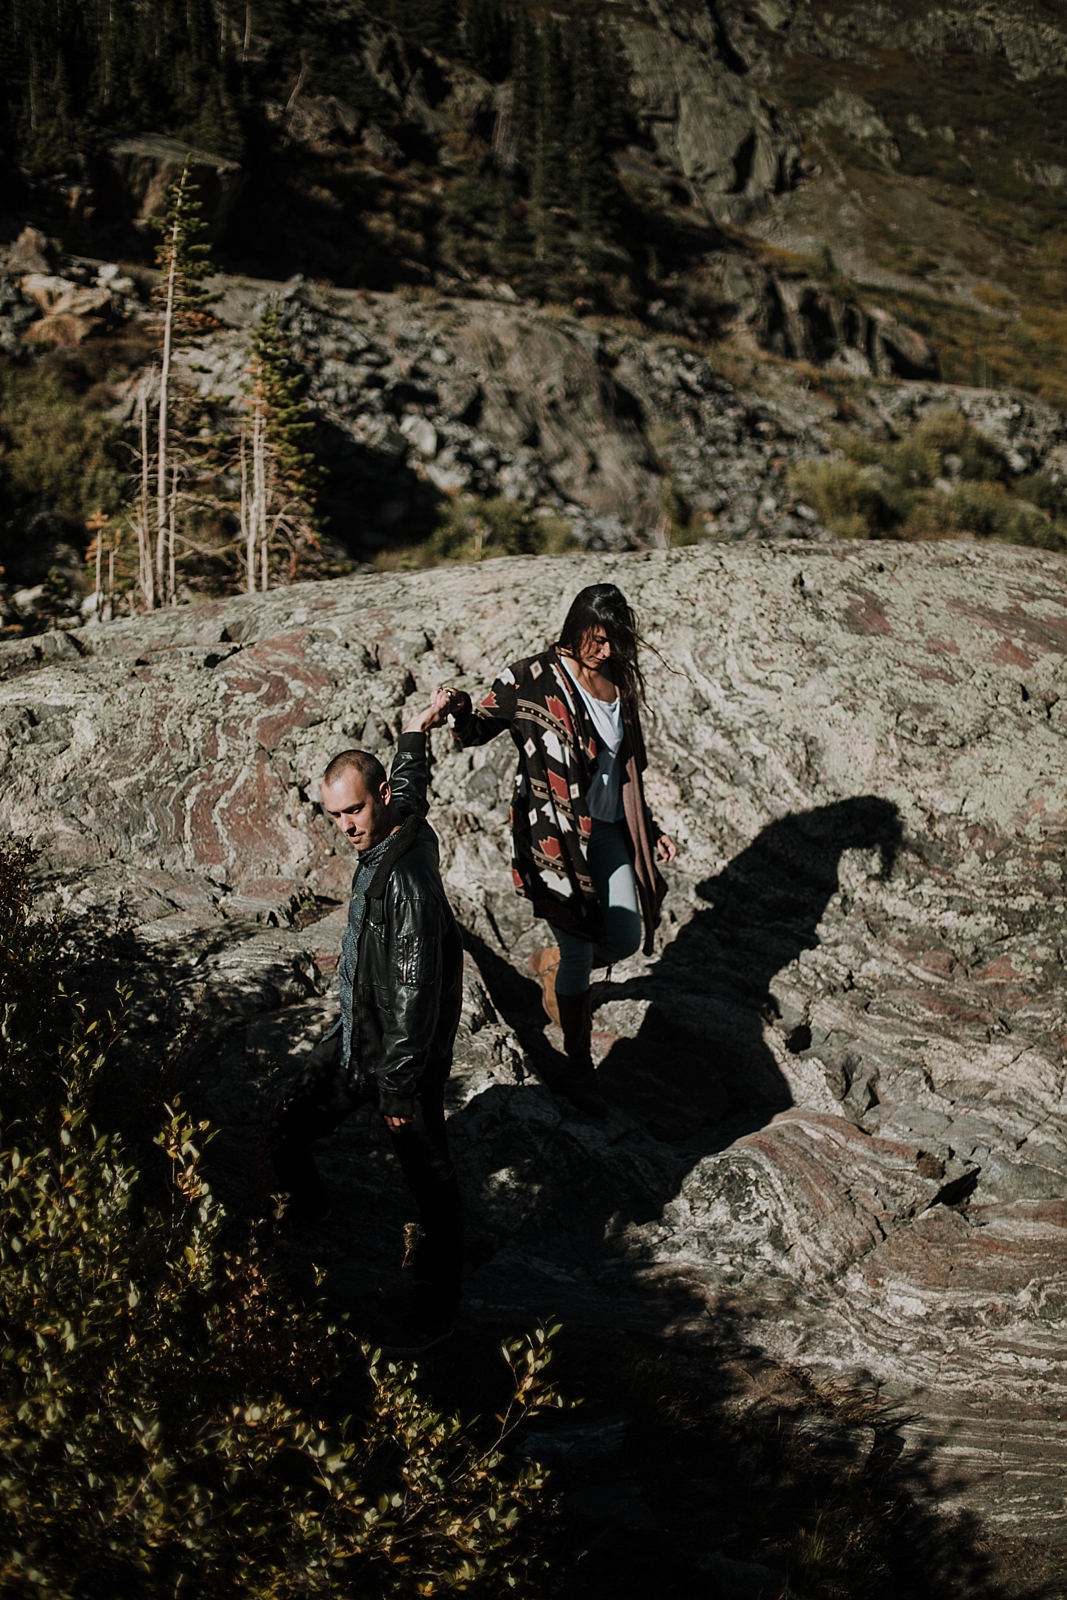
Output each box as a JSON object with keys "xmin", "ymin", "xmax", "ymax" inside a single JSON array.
[
  {"xmin": 323, "ymin": 749, "xmax": 387, "ymax": 790},
  {"xmin": 321, "ymin": 749, "xmax": 395, "ymax": 852}
]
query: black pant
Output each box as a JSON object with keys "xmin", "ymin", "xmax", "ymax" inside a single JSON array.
[{"xmin": 270, "ymin": 1035, "xmax": 464, "ymax": 1319}]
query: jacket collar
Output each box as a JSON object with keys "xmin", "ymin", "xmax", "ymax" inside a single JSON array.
[{"xmin": 365, "ymin": 812, "xmax": 423, "ymax": 901}]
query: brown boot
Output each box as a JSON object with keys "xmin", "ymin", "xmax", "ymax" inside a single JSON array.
[
  {"xmin": 528, "ymin": 945, "xmax": 561, "ymax": 1025},
  {"xmin": 555, "ymin": 990, "xmax": 608, "ymax": 1119}
]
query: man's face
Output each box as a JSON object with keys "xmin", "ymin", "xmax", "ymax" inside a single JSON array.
[{"xmin": 321, "ymin": 768, "xmax": 393, "ymax": 852}]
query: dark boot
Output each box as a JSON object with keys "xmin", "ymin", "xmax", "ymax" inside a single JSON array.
[{"xmin": 555, "ymin": 990, "xmax": 608, "ymax": 1119}]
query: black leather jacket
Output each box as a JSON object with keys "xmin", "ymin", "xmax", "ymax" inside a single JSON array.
[{"xmin": 328, "ymin": 731, "xmax": 463, "ymax": 1118}]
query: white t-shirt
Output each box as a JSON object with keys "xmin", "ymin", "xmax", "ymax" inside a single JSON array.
[{"xmin": 561, "ymin": 657, "xmax": 624, "ymax": 823}]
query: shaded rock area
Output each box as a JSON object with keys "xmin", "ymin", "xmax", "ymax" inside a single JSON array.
[
  {"xmin": 2, "ymin": 542, "xmax": 1067, "ymax": 1538},
  {"xmin": 99, "ymin": 135, "xmax": 246, "ymax": 238},
  {"xmin": 615, "ymin": 0, "xmax": 803, "ymax": 226}
]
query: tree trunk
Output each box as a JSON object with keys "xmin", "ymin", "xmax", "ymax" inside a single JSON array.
[
  {"xmin": 252, "ymin": 400, "xmax": 268, "ymax": 592},
  {"xmin": 139, "ymin": 392, "xmax": 154, "ymax": 610},
  {"xmin": 156, "ymin": 197, "xmax": 181, "ymax": 607},
  {"xmin": 168, "ymin": 464, "xmax": 179, "ymax": 605},
  {"xmin": 241, "ymin": 430, "xmax": 255, "ymax": 593}
]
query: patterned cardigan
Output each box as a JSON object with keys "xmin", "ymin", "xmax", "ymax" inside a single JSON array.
[{"xmin": 452, "ymin": 648, "xmax": 666, "ymax": 954}]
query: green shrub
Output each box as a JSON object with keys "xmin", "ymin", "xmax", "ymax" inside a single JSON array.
[
  {"xmin": 791, "ymin": 411, "xmax": 1067, "ymax": 551},
  {"xmin": 909, "ymin": 411, "xmax": 1003, "ymax": 482},
  {"xmin": 903, "ymin": 480, "xmax": 1067, "ymax": 549},
  {"xmin": 0, "ymin": 840, "xmax": 561, "ymax": 1598},
  {"xmin": 788, "ymin": 459, "xmax": 897, "ymax": 539},
  {"xmin": 379, "ymin": 496, "xmax": 576, "ymax": 570},
  {"xmin": 0, "ymin": 360, "xmax": 124, "ymax": 527}
]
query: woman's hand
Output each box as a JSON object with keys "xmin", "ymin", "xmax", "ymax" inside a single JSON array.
[
  {"xmin": 656, "ymin": 833, "xmax": 677, "ymax": 864},
  {"xmin": 402, "ymin": 687, "xmax": 456, "ymax": 734},
  {"xmin": 444, "ymin": 687, "xmax": 472, "ymax": 729}
]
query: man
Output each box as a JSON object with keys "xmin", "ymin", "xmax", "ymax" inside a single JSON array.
[{"xmin": 270, "ymin": 688, "xmax": 464, "ymax": 1354}]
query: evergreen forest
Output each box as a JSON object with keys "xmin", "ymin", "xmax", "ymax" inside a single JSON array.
[{"xmin": 1, "ymin": 0, "xmax": 641, "ymax": 298}]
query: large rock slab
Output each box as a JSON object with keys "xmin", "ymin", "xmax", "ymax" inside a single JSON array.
[{"xmin": 2, "ymin": 542, "xmax": 1067, "ymax": 1535}]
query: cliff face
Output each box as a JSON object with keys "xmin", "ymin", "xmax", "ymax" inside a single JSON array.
[{"xmin": 3, "ymin": 540, "xmax": 1067, "ymax": 1533}]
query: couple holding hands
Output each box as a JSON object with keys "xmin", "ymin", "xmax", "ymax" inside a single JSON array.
[{"xmin": 270, "ymin": 582, "xmax": 676, "ymax": 1352}]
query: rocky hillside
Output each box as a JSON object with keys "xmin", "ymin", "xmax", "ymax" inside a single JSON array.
[
  {"xmin": 5, "ymin": 0, "xmax": 1067, "ymax": 393},
  {"xmin": 2, "ymin": 0, "xmax": 1067, "ymax": 606},
  {"xmin": 3, "ymin": 540, "xmax": 1067, "ymax": 1541},
  {"xmin": 178, "ymin": 274, "xmax": 1067, "ymax": 556},
  {"xmin": 3, "ymin": 254, "xmax": 1066, "ymax": 593}
]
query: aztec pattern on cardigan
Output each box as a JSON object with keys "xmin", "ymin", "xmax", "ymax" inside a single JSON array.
[{"xmin": 454, "ymin": 648, "xmax": 666, "ymax": 952}]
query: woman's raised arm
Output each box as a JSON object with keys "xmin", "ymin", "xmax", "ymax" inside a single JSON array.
[{"xmin": 446, "ymin": 671, "xmax": 519, "ymax": 748}]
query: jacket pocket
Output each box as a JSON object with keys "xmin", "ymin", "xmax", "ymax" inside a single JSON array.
[{"xmin": 398, "ymin": 934, "xmax": 433, "ymax": 985}]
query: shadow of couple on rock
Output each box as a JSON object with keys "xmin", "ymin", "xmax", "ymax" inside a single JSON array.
[
  {"xmin": 438, "ymin": 794, "xmax": 1062, "ymax": 1600},
  {"xmin": 468, "ymin": 792, "xmax": 904, "ymax": 1165}
]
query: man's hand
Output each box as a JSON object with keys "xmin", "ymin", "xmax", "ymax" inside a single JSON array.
[
  {"xmin": 402, "ymin": 687, "xmax": 456, "ymax": 734},
  {"xmin": 656, "ymin": 833, "xmax": 678, "ymax": 864},
  {"xmin": 383, "ymin": 1114, "xmax": 413, "ymax": 1130}
]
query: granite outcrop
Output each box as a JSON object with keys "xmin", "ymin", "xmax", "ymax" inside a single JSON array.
[{"xmin": 1, "ymin": 541, "xmax": 1066, "ymax": 1535}]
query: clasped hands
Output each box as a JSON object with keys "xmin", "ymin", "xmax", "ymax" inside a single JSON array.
[{"xmin": 401, "ymin": 686, "xmax": 464, "ymax": 735}]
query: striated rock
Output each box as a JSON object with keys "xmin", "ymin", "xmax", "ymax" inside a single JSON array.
[{"xmin": 4, "ymin": 542, "xmax": 1067, "ymax": 1535}]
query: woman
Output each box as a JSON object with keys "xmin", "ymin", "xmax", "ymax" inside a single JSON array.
[{"xmin": 447, "ymin": 583, "xmax": 676, "ymax": 1117}]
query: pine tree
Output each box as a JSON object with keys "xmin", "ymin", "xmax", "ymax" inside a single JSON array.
[
  {"xmin": 150, "ymin": 159, "xmax": 215, "ymax": 606},
  {"xmin": 239, "ymin": 303, "xmax": 321, "ymax": 592}
]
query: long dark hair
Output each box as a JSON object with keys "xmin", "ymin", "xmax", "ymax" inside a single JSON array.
[{"xmin": 556, "ymin": 584, "xmax": 646, "ymax": 721}]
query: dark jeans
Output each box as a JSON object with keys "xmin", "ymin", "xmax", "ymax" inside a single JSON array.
[{"xmin": 270, "ymin": 1035, "xmax": 464, "ymax": 1320}]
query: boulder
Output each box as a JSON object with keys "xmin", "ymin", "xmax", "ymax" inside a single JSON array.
[
  {"xmin": 102, "ymin": 135, "xmax": 245, "ymax": 237},
  {"xmin": 16, "ymin": 274, "xmax": 113, "ymax": 345},
  {"xmin": 756, "ymin": 276, "xmax": 939, "ymax": 379},
  {"xmin": 4, "ymin": 225, "xmax": 53, "ymax": 276},
  {"xmin": 806, "ymin": 89, "xmax": 900, "ymax": 164},
  {"xmin": 4, "ymin": 541, "xmax": 1067, "ymax": 1536},
  {"xmin": 19, "ymin": 274, "xmax": 111, "ymax": 317},
  {"xmin": 23, "ymin": 313, "xmax": 101, "ymax": 348}
]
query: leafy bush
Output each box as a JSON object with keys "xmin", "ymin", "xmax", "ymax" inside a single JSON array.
[
  {"xmin": 788, "ymin": 459, "xmax": 899, "ymax": 540},
  {"xmin": 0, "ymin": 840, "xmax": 561, "ymax": 1598},
  {"xmin": 0, "ymin": 359, "xmax": 124, "ymax": 528},
  {"xmin": 378, "ymin": 496, "xmax": 575, "ymax": 570},
  {"xmin": 790, "ymin": 410, "xmax": 1067, "ymax": 551}
]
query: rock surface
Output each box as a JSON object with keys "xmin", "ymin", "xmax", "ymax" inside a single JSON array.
[
  {"xmin": 616, "ymin": 1, "xmax": 802, "ymax": 225},
  {"xmin": 3, "ymin": 541, "xmax": 1067, "ymax": 1536}
]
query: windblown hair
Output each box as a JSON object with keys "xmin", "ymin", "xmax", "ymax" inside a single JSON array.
[
  {"xmin": 322, "ymin": 749, "xmax": 388, "ymax": 790},
  {"xmin": 556, "ymin": 584, "xmax": 646, "ymax": 721}
]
